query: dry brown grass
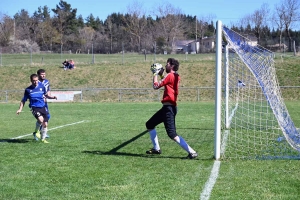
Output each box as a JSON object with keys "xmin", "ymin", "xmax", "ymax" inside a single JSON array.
[
  {"xmin": 0, "ymin": 53, "xmax": 298, "ymax": 91},
  {"xmin": 1, "ymin": 60, "xmax": 215, "ymax": 90}
]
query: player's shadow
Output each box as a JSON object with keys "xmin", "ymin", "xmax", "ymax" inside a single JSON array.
[
  {"xmin": 0, "ymin": 139, "xmax": 30, "ymax": 143},
  {"xmin": 82, "ymin": 130, "xmax": 159, "ymax": 158},
  {"xmin": 82, "ymin": 130, "xmax": 206, "ymax": 160},
  {"xmin": 176, "ymin": 128, "xmax": 214, "ymax": 131}
]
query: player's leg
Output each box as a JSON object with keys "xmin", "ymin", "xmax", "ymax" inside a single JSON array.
[
  {"xmin": 145, "ymin": 107, "xmax": 164, "ymax": 154},
  {"xmin": 31, "ymin": 108, "xmax": 43, "ymax": 140},
  {"xmin": 33, "ymin": 121, "xmax": 42, "ymax": 140},
  {"xmin": 38, "ymin": 107, "xmax": 50, "ymax": 143},
  {"xmin": 42, "ymin": 104, "xmax": 51, "ymax": 138},
  {"xmin": 173, "ymin": 135, "xmax": 198, "ymax": 159},
  {"xmin": 164, "ymin": 105, "xmax": 197, "ymax": 159},
  {"xmin": 45, "ymin": 112, "xmax": 50, "ymax": 138},
  {"xmin": 41, "ymin": 121, "xmax": 49, "ymax": 143}
]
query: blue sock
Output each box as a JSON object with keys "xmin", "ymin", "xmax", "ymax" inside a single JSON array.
[{"xmin": 174, "ymin": 136, "xmax": 196, "ymax": 153}]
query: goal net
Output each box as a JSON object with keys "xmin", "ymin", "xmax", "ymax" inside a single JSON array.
[{"xmin": 215, "ymin": 22, "xmax": 300, "ymax": 160}]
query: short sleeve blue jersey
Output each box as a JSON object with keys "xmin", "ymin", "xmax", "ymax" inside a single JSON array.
[
  {"xmin": 40, "ymin": 79, "xmax": 50, "ymax": 92},
  {"xmin": 40, "ymin": 79, "xmax": 50, "ymax": 110},
  {"xmin": 22, "ymin": 82, "xmax": 47, "ymax": 108}
]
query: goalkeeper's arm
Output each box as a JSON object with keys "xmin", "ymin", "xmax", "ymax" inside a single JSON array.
[
  {"xmin": 153, "ymin": 74, "xmax": 162, "ymax": 90},
  {"xmin": 152, "ymin": 69, "xmax": 165, "ymax": 89}
]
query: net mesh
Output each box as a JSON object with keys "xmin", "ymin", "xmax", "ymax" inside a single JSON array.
[{"xmin": 221, "ymin": 26, "xmax": 300, "ymax": 160}]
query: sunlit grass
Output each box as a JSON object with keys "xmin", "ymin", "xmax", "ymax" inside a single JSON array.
[{"xmin": 1, "ymin": 101, "xmax": 300, "ymax": 199}]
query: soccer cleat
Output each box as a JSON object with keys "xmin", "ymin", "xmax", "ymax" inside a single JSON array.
[
  {"xmin": 146, "ymin": 148, "xmax": 161, "ymax": 154},
  {"xmin": 36, "ymin": 131, "xmax": 41, "ymax": 139},
  {"xmin": 33, "ymin": 131, "xmax": 41, "ymax": 141},
  {"xmin": 186, "ymin": 152, "xmax": 198, "ymax": 159},
  {"xmin": 41, "ymin": 139, "xmax": 49, "ymax": 144},
  {"xmin": 46, "ymin": 134, "xmax": 50, "ymax": 138}
]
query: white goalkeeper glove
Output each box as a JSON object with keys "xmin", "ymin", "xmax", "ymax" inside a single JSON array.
[
  {"xmin": 158, "ymin": 68, "xmax": 164, "ymax": 78},
  {"xmin": 151, "ymin": 63, "xmax": 163, "ymax": 76}
]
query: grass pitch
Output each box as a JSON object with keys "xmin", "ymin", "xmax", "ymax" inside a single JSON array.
[
  {"xmin": 1, "ymin": 102, "xmax": 300, "ymax": 199},
  {"xmin": 1, "ymin": 102, "xmax": 214, "ymax": 199},
  {"xmin": 1, "ymin": 52, "xmax": 300, "ymax": 199}
]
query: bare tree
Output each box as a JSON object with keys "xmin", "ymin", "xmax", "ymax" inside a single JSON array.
[
  {"xmin": 105, "ymin": 16, "xmax": 113, "ymax": 53},
  {"xmin": 276, "ymin": 0, "xmax": 300, "ymax": 52},
  {"xmin": 196, "ymin": 14, "xmax": 216, "ymax": 39},
  {"xmin": 14, "ymin": 9, "xmax": 34, "ymax": 41},
  {"xmin": 234, "ymin": 14, "xmax": 252, "ymax": 34},
  {"xmin": 250, "ymin": 3, "xmax": 270, "ymax": 44},
  {"xmin": 152, "ymin": 1, "xmax": 185, "ymax": 53},
  {"xmin": 272, "ymin": 4, "xmax": 285, "ymax": 52},
  {"xmin": 0, "ymin": 14, "xmax": 14, "ymax": 47},
  {"xmin": 78, "ymin": 27, "xmax": 95, "ymax": 53},
  {"xmin": 37, "ymin": 18, "xmax": 59, "ymax": 51},
  {"xmin": 122, "ymin": 1, "xmax": 148, "ymax": 52}
]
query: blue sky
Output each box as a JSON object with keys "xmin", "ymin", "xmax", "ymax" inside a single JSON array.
[{"xmin": 0, "ymin": 0, "xmax": 282, "ymax": 26}]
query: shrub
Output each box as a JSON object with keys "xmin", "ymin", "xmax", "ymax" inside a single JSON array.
[{"xmin": 9, "ymin": 40, "xmax": 40, "ymax": 53}]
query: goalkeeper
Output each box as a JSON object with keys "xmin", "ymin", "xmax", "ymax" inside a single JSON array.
[{"xmin": 145, "ymin": 58, "xmax": 198, "ymax": 159}]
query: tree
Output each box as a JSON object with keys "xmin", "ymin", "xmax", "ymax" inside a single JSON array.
[
  {"xmin": 152, "ymin": 2, "xmax": 185, "ymax": 53},
  {"xmin": 273, "ymin": 3, "xmax": 285, "ymax": 52},
  {"xmin": 105, "ymin": 16, "xmax": 113, "ymax": 53},
  {"xmin": 14, "ymin": 9, "xmax": 33, "ymax": 41},
  {"xmin": 94, "ymin": 17, "xmax": 104, "ymax": 32},
  {"xmin": 52, "ymin": 0, "xmax": 78, "ymax": 50},
  {"xmin": 196, "ymin": 14, "xmax": 216, "ymax": 39},
  {"xmin": 104, "ymin": 13, "xmax": 128, "ymax": 53},
  {"xmin": 86, "ymin": 14, "xmax": 96, "ymax": 28},
  {"xmin": 276, "ymin": 0, "xmax": 300, "ymax": 52},
  {"xmin": 86, "ymin": 14, "xmax": 103, "ymax": 31},
  {"xmin": 78, "ymin": 26, "xmax": 95, "ymax": 52},
  {"xmin": 197, "ymin": 15, "xmax": 216, "ymax": 36},
  {"xmin": 180, "ymin": 15, "xmax": 196, "ymax": 39},
  {"xmin": 77, "ymin": 15, "xmax": 85, "ymax": 28},
  {"xmin": 251, "ymin": 3, "xmax": 270, "ymax": 45},
  {"xmin": 0, "ymin": 14, "xmax": 14, "ymax": 46},
  {"xmin": 32, "ymin": 6, "xmax": 57, "ymax": 51},
  {"xmin": 122, "ymin": 1, "xmax": 148, "ymax": 52}
]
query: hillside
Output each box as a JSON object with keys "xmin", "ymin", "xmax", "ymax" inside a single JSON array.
[{"xmin": 0, "ymin": 53, "xmax": 299, "ymax": 91}]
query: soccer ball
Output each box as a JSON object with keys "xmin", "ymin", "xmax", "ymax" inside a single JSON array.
[{"xmin": 150, "ymin": 63, "xmax": 163, "ymax": 73}]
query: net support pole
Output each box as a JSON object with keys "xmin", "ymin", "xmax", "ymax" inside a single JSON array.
[
  {"xmin": 225, "ymin": 45, "xmax": 229, "ymax": 128},
  {"xmin": 214, "ymin": 20, "xmax": 222, "ymax": 160}
]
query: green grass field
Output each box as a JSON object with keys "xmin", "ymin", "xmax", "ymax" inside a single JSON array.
[
  {"xmin": 1, "ymin": 52, "xmax": 300, "ymax": 199},
  {"xmin": 1, "ymin": 102, "xmax": 300, "ymax": 199}
]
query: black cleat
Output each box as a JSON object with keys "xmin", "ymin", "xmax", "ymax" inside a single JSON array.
[
  {"xmin": 146, "ymin": 148, "xmax": 161, "ymax": 154},
  {"xmin": 186, "ymin": 152, "xmax": 198, "ymax": 159}
]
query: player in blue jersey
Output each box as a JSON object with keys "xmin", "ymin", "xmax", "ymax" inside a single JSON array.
[
  {"xmin": 16, "ymin": 74, "xmax": 57, "ymax": 143},
  {"xmin": 32, "ymin": 69, "xmax": 52, "ymax": 140}
]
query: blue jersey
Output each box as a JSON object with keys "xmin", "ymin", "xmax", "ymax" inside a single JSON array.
[
  {"xmin": 40, "ymin": 79, "xmax": 50, "ymax": 92},
  {"xmin": 22, "ymin": 82, "xmax": 47, "ymax": 108},
  {"xmin": 40, "ymin": 79, "xmax": 50, "ymax": 109}
]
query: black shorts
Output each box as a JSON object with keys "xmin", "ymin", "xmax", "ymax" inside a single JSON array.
[
  {"xmin": 31, "ymin": 107, "xmax": 49, "ymax": 122},
  {"xmin": 146, "ymin": 105, "xmax": 178, "ymax": 139}
]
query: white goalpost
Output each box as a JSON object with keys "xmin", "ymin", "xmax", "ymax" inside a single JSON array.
[{"xmin": 214, "ymin": 20, "xmax": 300, "ymax": 160}]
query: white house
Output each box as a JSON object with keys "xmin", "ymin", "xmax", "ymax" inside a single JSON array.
[
  {"xmin": 200, "ymin": 37, "xmax": 215, "ymax": 53},
  {"xmin": 174, "ymin": 37, "xmax": 215, "ymax": 53},
  {"xmin": 173, "ymin": 40, "xmax": 194, "ymax": 53}
]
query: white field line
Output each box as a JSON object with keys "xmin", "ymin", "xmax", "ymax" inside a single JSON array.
[
  {"xmin": 199, "ymin": 129, "xmax": 228, "ymax": 200},
  {"xmin": 11, "ymin": 120, "xmax": 86, "ymax": 139},
  {"xmin": 199, "ymin": 161, "xmax": 221, "ymax": 200}
]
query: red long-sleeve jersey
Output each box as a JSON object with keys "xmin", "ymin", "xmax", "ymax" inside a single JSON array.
[{"xmin": 153, "ymin": 72, "xmax": 180, "ymax": 106}]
